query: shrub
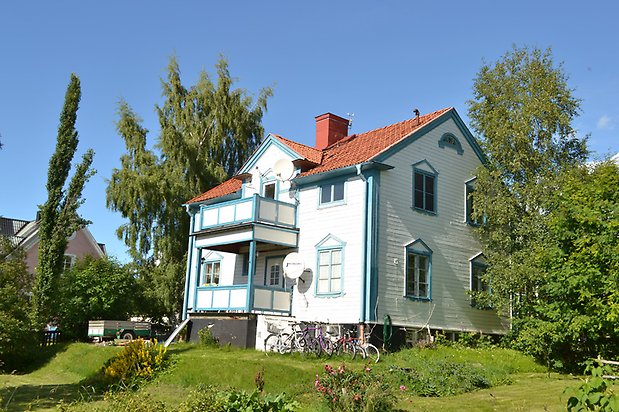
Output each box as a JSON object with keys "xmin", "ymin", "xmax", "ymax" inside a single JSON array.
[
  {"xmin": 314, "ymin": 363, "xmax": 395, "ymax": 412},
  {"xmin": 99, "ymin": 339, "xmax": 167, "ymax": 388},
  {"xmin": 388, "ymin": 359, "xmax": 493, "ymax": 397},
  {"xmin": 198, "ymin": 326, "xmax": 219, "ymax": 347},
  {"xmin": 565, "ymin": 360, "xmax": 619, "ymax": 411},
  {"xmin": 177, "ymin": 384, "xmax": 297, "ymax": 412}
]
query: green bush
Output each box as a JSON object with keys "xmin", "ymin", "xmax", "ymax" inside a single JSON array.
[
  {"xmin": 0, "ymin": 240, "xmax": 38, "ymax": 372},
  {"xmin": 388, "ymin": 359, "xmax": 494, "ymax": 397},
  {"xmin": 97, "ymin": 339, "xmax": 168, "ymax": 388},
  {"xmin": 314, "ymin": 363, "xmax": 395, "ymax": 412},
  {"xmin": 177, "ymin": 384, "xmax": 297, "ymax": 412},
  {"xmin": 565, "ymin": 360, "xmax": 619, "ymax": 411},
  {"xmin": 57, "ymin": 256, "xmax": 137, "ymax": 341},
  {"xmin": 198, "ymin": 326, "xmax": 219, "ymax": 347}
]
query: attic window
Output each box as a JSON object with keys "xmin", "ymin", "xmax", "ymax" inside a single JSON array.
[{"xmin": 438, "ymin": 133, "xmax": 464, "ymax": 155}]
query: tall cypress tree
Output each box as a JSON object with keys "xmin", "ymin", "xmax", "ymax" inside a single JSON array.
[{"xmin": 33, "ymin": 74, "xmax": 95, "ymax": 327}]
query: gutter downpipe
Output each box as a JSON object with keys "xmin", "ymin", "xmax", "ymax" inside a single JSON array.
[
  {"xmin": 357, "ymin": 164, "xmax": 368, "ymax": 324},
  {"xmin": 182, "ymin": 205, "xmax": 196, "ymax": 321}
]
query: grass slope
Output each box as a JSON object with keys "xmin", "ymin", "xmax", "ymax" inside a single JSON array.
[{"xmin": 1, "ymin": 342, "xmax": 583, "ymax": 411}]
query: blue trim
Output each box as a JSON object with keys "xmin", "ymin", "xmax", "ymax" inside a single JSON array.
[
  {"xmin": 438, "ymin": 132, "xmax": 464, "ymax": 155},
  {"xmin": 182, "ymin": 208, "xmax": 196, "ymax": 320},
  {"xmin": 239, "ymin": 134, "xmax": 301, "ymax": 174},
  {"xmin": 404, "ymin": 239, "xmax": 433, "ymax": 301},
  {"xmin": 365, "ymin": 170, "xmax": 380, "ymax": 322},
  {"xmin": 293, "ymin": 162, "xmax": 393, "ymax": 188},
  {"xmin": 373, "ymin": 108, "xmax": 486, "ymax": 164},
  {"xmin": 314, "ymin": 235, "xmax": 345, "ymax": 297}
]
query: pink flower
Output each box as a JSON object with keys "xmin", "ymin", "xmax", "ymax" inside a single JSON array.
[{"xmin": 400, "ymin": 385, "xmax": 407, "ymax": 391}]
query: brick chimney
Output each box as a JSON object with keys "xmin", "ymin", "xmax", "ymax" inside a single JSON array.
[{"xmin": 315, "ymin": 113, "xmax": 349, "ymax": 150}]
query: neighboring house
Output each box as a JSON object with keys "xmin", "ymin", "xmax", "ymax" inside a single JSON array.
[
  {"xmin": 182, "ymin": 108, "xmax": 508, "ymax": 348},
  {"xmin": 0, "ymin": 216, "xmax": 106, "ymax": 274}
]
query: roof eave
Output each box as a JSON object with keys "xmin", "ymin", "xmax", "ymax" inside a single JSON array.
[{"xmin": 293, "ymin": 161, "xmax": 393, "ymax": 187}]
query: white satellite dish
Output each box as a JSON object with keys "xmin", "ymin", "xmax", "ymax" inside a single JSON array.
[
  {"xmin": 283, "ymin": 252, "xmax": 305, "ymax": 279},
  {"xmin": 273, "ymin": 158, "xmax": 295, "ymax": 182}
]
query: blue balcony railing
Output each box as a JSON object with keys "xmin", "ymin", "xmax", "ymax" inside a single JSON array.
[
  {"xmin": 199, "ymin": 194, "xmax": 297, "ymax": 231},
  {"xmin": 194, "ymin": 284, "xmax": 292, "ymax": 314}
]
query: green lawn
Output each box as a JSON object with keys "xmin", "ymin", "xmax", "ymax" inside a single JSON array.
[{"xmin": 0, "ymin": 342, "xmax": 585, "ymax": 411}]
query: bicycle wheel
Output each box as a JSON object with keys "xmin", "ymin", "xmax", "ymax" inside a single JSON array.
[
  {"xmin": 363, "ymin": 343, "xmax": 380, "ymax": 363},
  {"xmin": 264, "ymin": 333, "xmax": 282, "ymax": 354},
  {"xmin": 337, "ymin": 341, "xmax": 357, "ymax": 360},
  {"xmin": 321, "ymin": 338, "xmax": 334, "ymax": 358},
  {"xmin": 278, "ymin": 333, "xmax": 293, "ymax": 354},
  {"xmin": 304, "ymin": 337, "xmax": 322, "ymax": 357}
]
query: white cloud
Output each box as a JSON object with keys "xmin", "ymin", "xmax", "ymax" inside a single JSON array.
[{"xmin": 597, "ymin": 114, "xmax": 614, "ymax": 130}]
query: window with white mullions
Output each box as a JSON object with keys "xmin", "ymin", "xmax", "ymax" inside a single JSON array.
[
  {"xmin": 404, "ymin": 239, "xmax": 432, "ymax": 300},
  {"xmin": 406, "ymin": 251, "xmax": 430, "ymax": 298},
  {"xmin": 200, "ymin": 259, "xmax": 221, "ymax": 286},
  {"xmin": 317, "ymin": 248, "xmax": 342, "ymax": 294},
  {"xmin": 320, "ymin": 181, "xmax": 345, "ymax": 205}
]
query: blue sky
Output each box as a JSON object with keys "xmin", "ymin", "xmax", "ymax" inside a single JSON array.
[{"xmin": 1, "ymin": 1, "xmax": 617, "ymax": 261}]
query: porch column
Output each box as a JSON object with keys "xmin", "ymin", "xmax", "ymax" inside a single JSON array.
[{"xmin": 246, "ymin": 240, "xmax": 257, "ymax": 312}]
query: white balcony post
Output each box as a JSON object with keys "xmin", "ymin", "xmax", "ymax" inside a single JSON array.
[{"xmin": 246, "ymin": 240, "xmax": 257, "ymax": 311}]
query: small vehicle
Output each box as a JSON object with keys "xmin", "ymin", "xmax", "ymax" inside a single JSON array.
[{"xmin": 87, "ymin": 320, "xmax": 151, "ymax": 341}]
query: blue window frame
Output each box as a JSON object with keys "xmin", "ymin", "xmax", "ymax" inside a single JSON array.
[
  {"xmin": 412, "ymin": 160, "xmax": 438, "ymax": 214},
  {"xmin": 413, "ymin": 169, "xmax": 436, "ymax": 213},
  {"xmin": 315, "ymin": 234, "xmax": 345, "ymax": 296},
  {"xmin": 465, "ymin": 179, "xmax": 479, "ymax": 225},
  {"xmin": 317, "ymin": 248, "xmax": 342, "ymax": 294},
  {"xmin": 405, "ymin": 239, "xmax": 432, "ymax": 300},
  {"xmin": 319, "ymin": 181, "xmax": 345, "ymax": 205}
]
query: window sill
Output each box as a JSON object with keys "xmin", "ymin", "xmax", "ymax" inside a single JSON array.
[
  {"xmin": 411, "ymin": 207, "xmax": 437, "ymax": 216},
  {"xmin": 314, "ymin": 292, "xmax": 345, "ymax": 298},
  {"xmin": 404, "ymin": 295, "xmax": 431, "ymax": 302},
  {"xmin": 318, "ymin": 200, "xmax": 346, "ymax": 209}
]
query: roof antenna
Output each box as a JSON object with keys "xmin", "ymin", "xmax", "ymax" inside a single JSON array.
[{"xmin": 346, "ymin": 112, "xmax": 355, "ymax": 130}]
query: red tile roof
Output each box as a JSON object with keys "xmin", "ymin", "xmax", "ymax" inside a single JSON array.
[
  {"xmin": 186, "ymin": 177, "xmax": 242, "ymax": 204},
  {"xmin": 301, "ymin": 108, "xmax": 451, "ymax": 176},
  {"xmin": 186, "ymin": 108, "xmax": 451, "ymax": 204},
  {"xmin": 272, "ymin": 134, "xmax": 322, "ymax": 164}
]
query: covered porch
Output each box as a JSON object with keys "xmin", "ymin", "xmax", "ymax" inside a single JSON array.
[{"xmin": 187, "ymin": 196, "xmax": 299, "ymax": 316}]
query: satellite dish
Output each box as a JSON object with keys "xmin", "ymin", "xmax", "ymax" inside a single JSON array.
[
  {"xmin": 273, "ymin": 158, "xmax": 295, "ymax": 182},
  {"xmin": 283, "ymin": 252, "xmax": 305, "ymax": 279}
]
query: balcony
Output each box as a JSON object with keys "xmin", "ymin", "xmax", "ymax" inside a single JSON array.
[
  {"xmin": 193, "ymin": 284, "xmax": 292, "ymax": 314},
  {"xmin": 199, "ymin": 194, "xmax": 297, "ymax": 231}
]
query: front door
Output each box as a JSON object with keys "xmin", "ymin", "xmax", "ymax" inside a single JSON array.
[{"xmin": 265, "ymin": 256, "xmax": 286, "ymax": 289}]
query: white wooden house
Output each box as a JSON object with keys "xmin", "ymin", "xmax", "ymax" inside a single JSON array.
[{"xmin": 182, "ymin": 108, "xmax": 508, "ymax": 348}]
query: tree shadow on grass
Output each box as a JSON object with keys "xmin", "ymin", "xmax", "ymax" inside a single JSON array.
[
  {"xmin": 0, "ymin": 382, "xmax": 103, "ymax": 411},
  {"xmin": 3, "ymin": 343, "xmax": 70, "ymax": 375}
]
